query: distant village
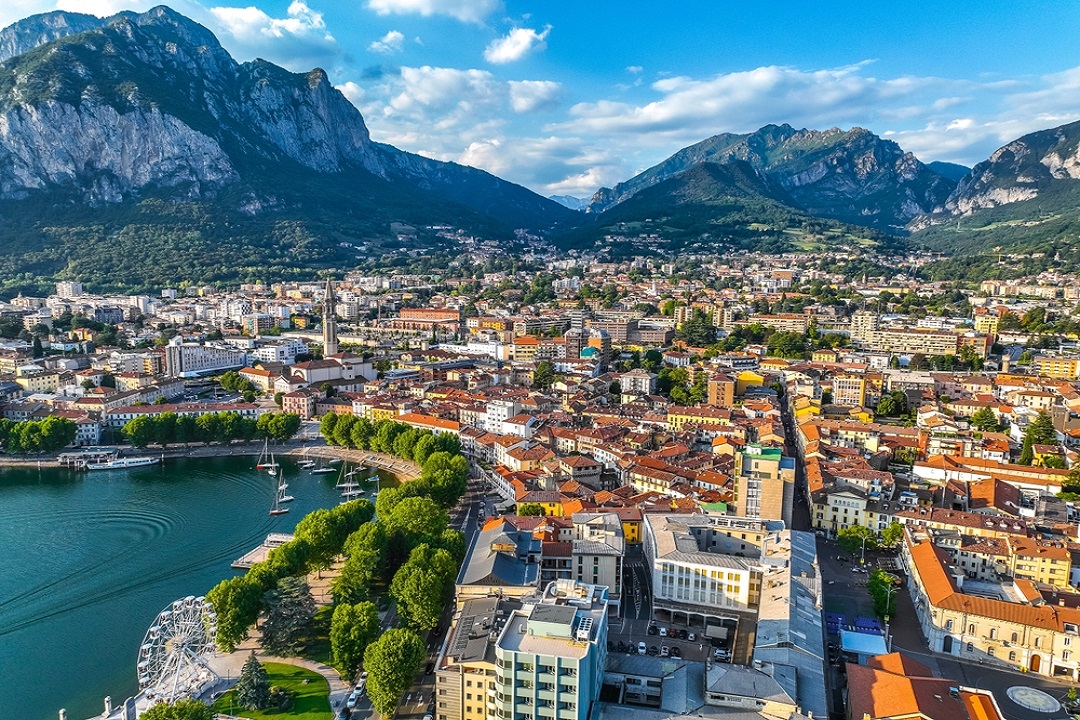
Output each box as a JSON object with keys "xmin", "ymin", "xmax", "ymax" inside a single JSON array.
[{"xmin": 7, "ymin": 254, "xmax": 1080, "ymax": 720}]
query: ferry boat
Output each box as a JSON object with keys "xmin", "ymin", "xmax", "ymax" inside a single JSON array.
[{"xmin": 86, "ymin": 456, "xmax": 160, "ymax": 471}]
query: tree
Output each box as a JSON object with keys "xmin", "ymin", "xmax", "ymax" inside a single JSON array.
[
  {"xmin": 412, "ymin": 432, "xmax": 437, "ymax": 465},
  {"xmin": 519, "ymin": 503, "xmax": 545, "ymax": 516},
  {"xmin": 206, "ymin": 576, "xmax": 262, "ymax": 652},
  {"xmin": 320, "ymin": 413, "xmax": 339, "ymax": 443},
  {"xmin": 32, "ymin": 335, "xmax": 43, "ymax": 358},
  {"xmin": 867, "ymin": 568, "xmax": 898, "ymax": 619},
  {"xmin": 234, "ymin": 651, "xmax": 272, "ymax": 710},
  {"xmin": 837, "ymin": 525, "xmax": 878, "ymax": 556},
  {"xmin": 908, "ymin": 353, "xmax": 928, "ymax": 370},
  {"xmin": 140, "ymin": 699, "xmax": 214, "ymax": 720},
  {"xmin": 122, "ymin": 415, "xmax": 157, "ymax": 449},
  {"xmin": 533, "ymin": 360, "xmax": 556, "ymax": 389},
  {"xmin": 293, "ymin": 508, "xmax": 347, "ymax": 574},
  {"xmin": 364, "ymin": 628, "xmax": 427, "ymax": 717},
  {"xmin": 335, "ymin": 523, "xmax": 386, "ymax": 603},
  {"xmin": 421, "ymin": 451, "xmax": 469, "ymax": 507},
  {"xmin": 969, "ymin": 406, "xmax": 999, "ymax": 432},
  {"xmin": 383, "ymin": 496, "xmax": 449, "ymax": 563},
  {"xmin": 391, "ymin": 544, "xmax": 457, "ymax": 630},
  {"xmin": 260, "ymin": 576, "xmax": 317, "ymax": 657},
  {"xmin": 1019, "ymin": 411, "xmax": 1057, "ymax": 465},
  {"xmin": 677, "ymin": 310, "xmax": 717, "ymax": 347},
  {"xmin": 331, "ymin": 601, "xmax": 381, "ymax": 679},
  {"xmin": 880, "ymin": 522, "xmax": 905, "ymax": 548}
]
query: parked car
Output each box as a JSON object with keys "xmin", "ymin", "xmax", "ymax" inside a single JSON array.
[
  {"xmin": 658, "ymin": 627, "xmax": 668, "ymax": 637},
  {"xmin": 647, "ymin": 645, "xmax": 659, "ymax": 656},
  {"xmin": 425, "ymin": 661, "xmax": 436, "ymax": 675},
  {"xmin": 647, "ymin": 625, "xmax": 659, "ymax": 636},
  {"xmin": 677, "ymin": 629, "xmax": 688, "ymax": 640},
  {"xmin": 637, "ymin": 641, "xmax": 647, "ymax": 655},
  {"xmin": 660, "ymin": 645, "xmax": 670, "ymax": 658},
  {"xmin": 347, "ymin": 691, "xmax": 361, "ymax": 709},
  {"xmin": 670, "ymin": 646, "xmax": 682, "ymax": 658},
  {"xmin": 687, "ymin": 632, "xmax": 696, "ymax": 641}
]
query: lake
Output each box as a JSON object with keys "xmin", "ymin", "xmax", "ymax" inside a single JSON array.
[{"xmin": 0, "ymin": 453, "xmax": 390, "ymax": 720}]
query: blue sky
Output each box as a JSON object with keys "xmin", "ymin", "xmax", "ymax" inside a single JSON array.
[{"xmin": 5, "ymin": 1, "xmax": 1080, "ymax": 197}]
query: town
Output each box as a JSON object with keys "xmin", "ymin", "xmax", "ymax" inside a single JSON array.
[{"xmin": 6, "ymin": 253, "xmax": 1080, "ymax": 720}]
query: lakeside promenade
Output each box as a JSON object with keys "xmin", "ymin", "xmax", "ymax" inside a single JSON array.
[{"xmin": 0, "ymin": 440, "xmax": 421, "ymax": 480}]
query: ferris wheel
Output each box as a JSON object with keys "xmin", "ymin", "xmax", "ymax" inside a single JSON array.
[{"xmin": 137, "ymin": 595, "xmax": 218, "ymax": 705}]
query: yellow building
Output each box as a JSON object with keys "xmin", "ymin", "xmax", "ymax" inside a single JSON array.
[
  {"xmin": 831, "ymin": 373, "xmax": 866, "ymax": 407},
  {"xmin": 736, "ymin": 369, "xmax": 765, "ymax": 396},
  {"xmin": 665, "ymin": 406, "xmax": 733, "ymax": 432},
  {"xmin": 974, "ymin": 314, "xmax": 1000, "ymax": 337},
  {"xmin": 1033, "ymin": 356, "xmax": 1080, "ymax": 380}
]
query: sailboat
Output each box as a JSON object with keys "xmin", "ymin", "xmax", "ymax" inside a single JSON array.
[
  {"xmin": 269, "ymin": 471, "xmax": 293, "ymax": 515},
  {"xmin": 255, "ymin": 439, "xmax": 278, "ymax": 470},
  {"xmin": 267, "ymin": 452, "xmax": 279, "ymax": 476},
  {"xmin": 311, "ymin": 458, "xmax": 336, "ymax": 475}
]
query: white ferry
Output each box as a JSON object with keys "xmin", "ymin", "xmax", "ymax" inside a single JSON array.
[{"xmin": 86, "ymin": 456, "xmax": 160, "ymax": 471}]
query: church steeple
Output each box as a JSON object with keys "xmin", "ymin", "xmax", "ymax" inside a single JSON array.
[{"xmin": 322, "ymin": 278, "xmax": 338, "ymax": 357}]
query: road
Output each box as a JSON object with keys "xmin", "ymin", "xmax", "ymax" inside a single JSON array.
[{"xmin": 345, "ymin": 471, "xmax": 487, "ymax": 720}]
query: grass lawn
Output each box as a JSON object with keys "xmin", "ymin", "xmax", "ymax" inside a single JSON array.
[{"xmin": 210, "ymin": 662, "xmax": 332, "ymax": 720}]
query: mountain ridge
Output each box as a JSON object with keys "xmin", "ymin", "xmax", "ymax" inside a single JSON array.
[{"xmin": 588, "ymin": 123, "xmax": 956, "ymax": 231}]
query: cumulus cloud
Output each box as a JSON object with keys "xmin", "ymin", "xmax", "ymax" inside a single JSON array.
[
  {"xmin": 336, "ymin": 81, "xmax": 366, "ymax": 107},
  {"xmin": 369, "ymin": 29, "xmax": 404, "ymax": 54},
  {"xmin": 366, "ymin": 0, "xmax": 500, "ymax": 24},
  {"xmin": 483, "ymin": 25, "xmax": 550, "ymax": 64},
  {"xmin": 209, "ymin": 1, "xmax": 338, "ymax": 70},
  {"xmin": 508, "ymin": 80, "xmax": 560, "ymax": 113}
]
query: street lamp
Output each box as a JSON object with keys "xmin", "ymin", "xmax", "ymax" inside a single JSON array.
[{"xmin": 883, "ymin": 585, "xmax": 898, "ymax": 651}]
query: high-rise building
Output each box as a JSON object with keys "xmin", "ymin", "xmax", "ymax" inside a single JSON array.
[
  {"xmin": 435, "ymin": 580, "xmax": 609, "ymax": 720},
  {"xmin": 733, "ymin": 445, "xmax": 796, "ymax": 523},
  {"xmin": 55, "ymin": 280, "xmax": 83, "ymax": 298},
  {"xmin": 322, "ymin": 278, "xmax": 338, "ymax": 357}
]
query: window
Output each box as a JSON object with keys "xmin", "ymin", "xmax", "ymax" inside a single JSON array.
[
  {"xmin": 968, "ymin": 624, "xmax": 975, "ymax": 635},
  {"xmin": 966, "ymin": 643, "xmax": 974, "ymax": 653},
  {"xmin": 1009, "ymin": 651, "xmax": 1017, "ymax": 661},
  {"xmin": 1011, "ymin": 632, "xmax": 1018, "ymax": 643},
  {"xmin": 1065, "ymin": 651, "xmax": 1072, "ymax": 661},
  {"xmin": 988, "ymin": 647, "xmax": 995, "ymax": 657},
  {"xmin": 945, "ymin": 619, "xmax": 954, "ymax": 631},
  {"xmin": 989, "ymin": 628, "xmax": 996, "ymax": 640}
]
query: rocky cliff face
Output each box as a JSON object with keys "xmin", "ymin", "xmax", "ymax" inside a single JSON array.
[
  {"xmin": 590, "ymin": 124, "xmax": 955, "ymax": 230},
  {"xmin": 0, "ymin": 10, "xmax": 109, "ymax": 63},
  {"xmin": 938, "ymin": 119, "xmax": 1080, "ymax": 216},
  {"xmin": 0, "ymin": 6, "xmax": 573, "ymax": 228}
]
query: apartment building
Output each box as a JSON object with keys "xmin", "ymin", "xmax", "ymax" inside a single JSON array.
[
  {"xmin": 731, "ymin": 445, "xmax": 795, "ymax": 523},
  {"xmin": 436, "ymin": 580, "xmax": 609, "ymax": 720}
]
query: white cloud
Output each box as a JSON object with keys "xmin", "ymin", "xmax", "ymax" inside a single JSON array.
[
  {"xmin": 366, "ymin": 0, "xmax": 500, "ymax": 24},
  {"xmin": 209, "ymin": 1, "xmax": 338, "ymax": 70},
  {"xmin": 368, "ymin": 29, "xmax": 404, "ymax": 54},
  {"xmin": 390, "ymin": 65, "xmax": 501, "ymax": 113},
  {"xmin": 483, "ymin": 25, "xmax": 550, "ymax": 64},
  {"xmin": 626, "ymin": 65, "xmax": 643, "ymax": 74},
  {"xmin": 336, "ymin": 81, "xmax": 365, "ymax": 106},
  {"xmin": 508, "ymin": 80, "xmax": 560, "ymax": 113}
]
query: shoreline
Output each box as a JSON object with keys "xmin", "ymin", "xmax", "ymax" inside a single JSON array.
[{"xmin": 0, "ymin": 441, "xmax": 422, "ymax": 480}]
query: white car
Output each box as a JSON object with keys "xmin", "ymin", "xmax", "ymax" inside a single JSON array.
[
  {"xmin": 637, "ymin": 641, "xmax": 647, "ymax": 655},
  {"xmin": 347, "ymin": 691, "xmax": 361, "ymax": 709},
  {"xmin": 658, "ymin": 627, "xmax": 668, "ymax": 637}
]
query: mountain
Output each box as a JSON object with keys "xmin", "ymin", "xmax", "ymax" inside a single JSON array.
[
  {"xmin": 908, "ymin": 119, "xmax": 1080, "ymax": 276},
  {"xmin": 588, "ymin": 124, "xmax": 956, "ymax": 231},
  {"xmin": 0, "ymin": 6, "xmax": 578, "ymax": 291},
  {"xmin": 925, "ymin": 161, "xmax": 970, "ymax": 183},
  {"xmin": 561, "ymin": 159, "xmax": 891, "ymax": 255},
  {"xmin": 0, "ymin": 10, "xmax": 110, "ymax": 63},
  {"xmin": 548, "ymin": 194, "xmax": 589, "ymax": 211}
]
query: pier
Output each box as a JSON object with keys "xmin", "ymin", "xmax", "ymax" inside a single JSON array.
[
  {"xmin": 58, "ymin": 448, "xmax": 117, "ymax": 469},
  {"xmin": 231, "ymin": 533, "xmax": 295, "ymax": 569}
]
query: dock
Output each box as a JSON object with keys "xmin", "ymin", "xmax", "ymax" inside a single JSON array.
[
  {"xmin": 231, "ymin": 533, "xmax": 294, "ymax": 569},
  {"xmin": 58, "ymin": 447, "xmax": 118, "ymax": 469}
]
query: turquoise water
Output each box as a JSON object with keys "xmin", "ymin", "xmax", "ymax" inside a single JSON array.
[{"xmin": 0, "ymin": 454, "xmax": 387, "ymax": 720}]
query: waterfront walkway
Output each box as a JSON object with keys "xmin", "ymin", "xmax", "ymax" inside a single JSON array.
[{"xmin": 5, "ymin": 441, "xmax": 421, "ymax": 480}]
